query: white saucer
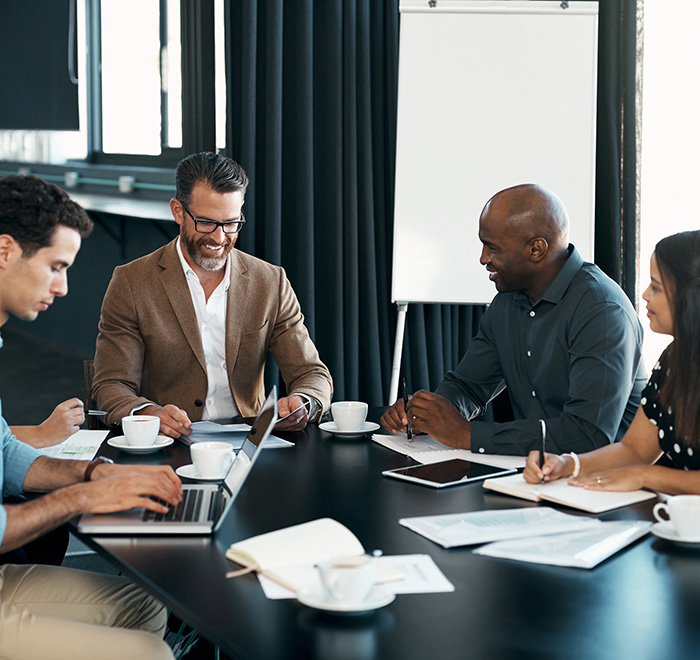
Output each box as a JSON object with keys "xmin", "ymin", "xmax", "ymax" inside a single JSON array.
[
  {"xmin": 651, "ymin": 521, "xmax": 700, "ymax": 546},
  {"xmin": 319, "ymin": 421, "xmax": 381, "ymax": 436},
  {"xmin": 175, "ymin": 464, "xmax": 227, "ymax": 481},
  {"xmin": 297, "ymin": 586, "xmax": 395, "ymax": 615},
  {"xmin": 107, "ymin": 435, "xmax": 173, "ymax": 454}
]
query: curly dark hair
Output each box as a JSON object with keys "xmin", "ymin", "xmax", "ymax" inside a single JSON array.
[
  {"xmin": 175, "ymin": 152, "xmax": 249, "ymax": 205},
  {"xmin": 655, "ymin": 230, "xmax": 700, "ymax": 446},
  {"xmin": 0, "ymin": 175, "xmax": 92, "ymax": 256}
]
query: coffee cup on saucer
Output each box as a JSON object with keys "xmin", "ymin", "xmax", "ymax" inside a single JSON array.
[
  {"xmin": 190, "ymin": 441, "xmax": 234, "ymax": 478},
  {"xmin": 331, "ymin": 402, "xmax": 369, "ymax": 432},
  {"xmin": 121, "ymin": 415, "xmax": 160, "ymax": 447},
  {"xmin": 317, "ymin": 554, "xmax": 376, "ymax": 605},
  {"xmin": 653, "ymin": 495, "xmax": 700, "ymax": 541}
]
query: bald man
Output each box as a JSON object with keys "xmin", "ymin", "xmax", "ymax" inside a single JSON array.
[{"xmin": 382, "ymin": 184, "xmax": 646, "ymax": 456}]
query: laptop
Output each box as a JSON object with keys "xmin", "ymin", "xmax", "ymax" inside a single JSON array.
[{"xmin": 77, "ymin": 387, "xmax": 278, "ymax": 535}]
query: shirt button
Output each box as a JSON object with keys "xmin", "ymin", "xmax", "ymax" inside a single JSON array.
[
  {"xmin": 531, "ymin": 391, "xmax": 536, "ymax": 397},
  {"xmin": 478, "ymin": 448, "xmax": 485, "ymax": 453},
  {"xmin": 207, "ymin": 399, "xmax": 213, "ymax": 405},
  {"xmin": 529, "ymin": 311, "xmax": 535, "ymax": 317},
  {"xmin": 527, "ymin": 350, "xmax": 531, "ymax": 357}
]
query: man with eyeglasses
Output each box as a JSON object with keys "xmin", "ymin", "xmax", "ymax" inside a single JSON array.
[{"xmin": 92, "ymin": 152, "xmax": 332, "ymax": 438}]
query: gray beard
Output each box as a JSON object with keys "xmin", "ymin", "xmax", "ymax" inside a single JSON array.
[{"xmin": 182, "ymin": 234, "xmax": 231, "ymax": 271}]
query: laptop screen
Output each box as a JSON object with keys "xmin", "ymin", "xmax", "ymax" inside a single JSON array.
[{"xmin": 222, "ymin": 387, "xmax": 278, "ymax": 502}]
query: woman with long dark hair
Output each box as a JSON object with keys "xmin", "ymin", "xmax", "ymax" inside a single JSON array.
[{"xmin": 524, "ymin": 230, "xmax": 700, "ymax": 493}]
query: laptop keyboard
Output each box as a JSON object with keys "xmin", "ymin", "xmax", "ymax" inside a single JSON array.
[{"xmin": 143, "ymin": 488, "xmax": 204, "ymax": 523}]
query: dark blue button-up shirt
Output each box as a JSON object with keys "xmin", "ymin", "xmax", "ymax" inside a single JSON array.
[{"xmin": 436, "ymin": 245, "xmax": 646, "ymax": 455}]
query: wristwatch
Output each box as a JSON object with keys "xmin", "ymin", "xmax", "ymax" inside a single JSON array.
[
  {"xmin": 84, "ymin": 456, "xmax": 114, "ymax": 482},
  {"xmin": 293, "ymin": 393, "xmax": 323, "ymax": 423}
]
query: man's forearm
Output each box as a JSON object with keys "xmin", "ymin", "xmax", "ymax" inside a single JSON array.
[
  {"xmin": 1, "ymin": 485, "xmax": 88, "ymax": 552},
  {"xmin": 22, "ymin": 456, "xmax": 87, "ymax": 492}
]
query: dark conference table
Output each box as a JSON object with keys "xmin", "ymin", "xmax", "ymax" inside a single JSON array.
[{"xmin": 75, "ymin": 416, "xmax": 700, "ymax": 660}]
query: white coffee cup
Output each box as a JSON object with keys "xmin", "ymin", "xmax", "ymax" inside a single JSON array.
[
  {"xmin": 317, "ymin": 554, "xmax": 376, "ymax": 604},
  {"xmin": 331, "ymin": 401, "xmax": 369, "ymax": 432},
  {"xmin": 190, "ymin": 441, "xmax": 234, "ymax": 479},
  {"xmin": 121, "ymin": 415, "xmax": 160, "ymax": 447},
  {"xmin": 653, "ymin": 495, "xmax": 700, "ymax": 540}
]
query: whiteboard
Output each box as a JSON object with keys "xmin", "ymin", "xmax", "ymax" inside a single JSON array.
[{"xmin": 392, "ymin": 1, "xmax": 599, "ymax": 305}]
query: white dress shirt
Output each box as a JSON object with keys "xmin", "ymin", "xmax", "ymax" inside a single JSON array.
[{"xmin": 175, "ymin": 238, "xmax": 239, "ymax": 420}]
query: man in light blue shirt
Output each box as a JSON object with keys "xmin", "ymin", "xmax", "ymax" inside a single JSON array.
[{"xmin": 0, "ymin": 175, "xmax": 181, "ymax": 660}]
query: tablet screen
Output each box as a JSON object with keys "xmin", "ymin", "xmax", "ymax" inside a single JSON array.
[{"xmin": 382, "ymin": 459, "xmax": 515, "ymax": 488}]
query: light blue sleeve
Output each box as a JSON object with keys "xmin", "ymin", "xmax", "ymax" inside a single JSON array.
[{"xmin": 1, "ymin": 412, "xmax": 42, "ymax": 546}]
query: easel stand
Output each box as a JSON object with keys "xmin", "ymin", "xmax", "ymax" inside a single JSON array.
[{"xmin": 388, "ymin": 302, "xmax": 409, "ymax": 406}]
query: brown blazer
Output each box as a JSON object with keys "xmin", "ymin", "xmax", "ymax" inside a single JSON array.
[{"xmin": 92, "ymin": 239, "xmax": 333, "ymax": 425}]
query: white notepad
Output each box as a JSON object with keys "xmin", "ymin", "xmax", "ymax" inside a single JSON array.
[{"xmin": 483, "ymin": 473, "xmax": 657, "ymax": 514}]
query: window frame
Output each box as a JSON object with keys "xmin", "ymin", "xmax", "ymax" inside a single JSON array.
[{"xmin": 84, "ymin": 0, "xmax": 216, "ymax": 169}]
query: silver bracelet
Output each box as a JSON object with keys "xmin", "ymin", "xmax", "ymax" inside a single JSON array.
[{"xmin": 563, "ymin": 452, "xmax": 580, "ymax": 478}]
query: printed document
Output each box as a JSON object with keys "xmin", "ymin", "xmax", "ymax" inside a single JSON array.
[{"xmin": 38, "ymin": 429, "xmax": 109, "ymax": 461}]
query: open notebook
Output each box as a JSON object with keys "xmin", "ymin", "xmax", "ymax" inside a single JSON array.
[{"xmin": 77, "ymin": 387, "xmax": 278, "ymax": 535}]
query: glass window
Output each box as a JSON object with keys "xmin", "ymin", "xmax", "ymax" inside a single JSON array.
[
  {"xmin": 100, "ymin": 0, "xmax": 181, "ymax": 155},
  {"xmin": 0, "ymin": 0, "xmax": 222, "ymax": 173},
  {"xmin": 639, "ymin": 1, "xmax": 700, "ymax": 367}
]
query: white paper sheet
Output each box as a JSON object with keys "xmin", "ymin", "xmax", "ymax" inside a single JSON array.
[
  {"xmin": 256, "ymin": 554, "xmax": 454, "ymax": 599},
  {"xmin": 400, "ymin": 508, "xmax": 599, "ymax": 548},
  {"xmin": 473, "ymin": 521, "xmax": 653, "ymax": 568},
  {"xmin": 184, "ymin": 421, "xmax": 293, "ymax": 449},
  {"xmin": 38, "ymin": 429, "xmax": 109, "ymax": 461},
  {"xmin": 372, "ymin": 433, "xmax": 525, "ymax": 470}
]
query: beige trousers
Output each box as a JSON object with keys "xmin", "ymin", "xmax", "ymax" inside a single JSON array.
[{"xmin": 0, "ymin": 564, "xmax": 173, "ymax": 660}]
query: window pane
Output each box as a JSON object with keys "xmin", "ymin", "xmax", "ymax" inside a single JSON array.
[
  {"xmin": 100, "ymin": 0, "xmax": 161, "ymax": 155},
  {"xmin": 165, "ymin": 0, "xmax": 182, "ymax": 148},
  {"xmin": 639, "ymin": 1, "xmax": 700, "ymax": 367}
]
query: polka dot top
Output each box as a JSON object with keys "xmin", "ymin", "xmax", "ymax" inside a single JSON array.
[{"xmin": 641, "ymin": 351, "xmax": 700, "ymax": 470}]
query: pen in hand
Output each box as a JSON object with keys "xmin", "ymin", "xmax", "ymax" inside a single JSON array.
[
  {"xmin": 539, "ymin": 419, "xmax": 546, "ymax": 482},
  {"xmin": 402, "ymin": 377, "xmax": 412, "ymax": 441}
]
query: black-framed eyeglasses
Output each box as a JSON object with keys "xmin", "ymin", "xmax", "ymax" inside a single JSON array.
[{"xmin": 179, "ymin": 200, "xmax": 246, "ymax": 234}]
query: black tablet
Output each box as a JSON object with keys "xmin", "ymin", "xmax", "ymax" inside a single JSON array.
[{"xmin": 382, "ymin": 459, "xmax": 516, "ymax": 489}]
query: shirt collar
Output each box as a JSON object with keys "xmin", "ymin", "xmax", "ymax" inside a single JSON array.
[
  {"xmin": 514, "ymin": 244, "xmax": 582, "ymax": 308},
  {"xmin": 175, "ymin": 237, "xmax": 231, "ymax": 292}
]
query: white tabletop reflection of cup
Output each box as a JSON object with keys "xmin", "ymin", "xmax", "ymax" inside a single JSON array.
[
  {"xmin": 190, "ymin": 441, "xmax": 234, "ymax": 478},
  {"xmin": 317, "ymin": 554, "xmax": 376, "ymax": 605},
  {"xmin": 121, "ymin": 415, "xmax": 160, "ymax": 447},
  {"xmin": 331, "ymin": 401, "xmax": 368, "ymax": 432},
  {"xmin": 653, "ymin": 495, "xmax": 700, "ymax": 540}
]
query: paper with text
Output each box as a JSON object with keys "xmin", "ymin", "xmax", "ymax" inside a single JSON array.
[{"xmin": 38, "ymin": 429, "xmax": 109, "ymax": 461}]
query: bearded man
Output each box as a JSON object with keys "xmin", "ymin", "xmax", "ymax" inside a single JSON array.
[{"xmin": 93, "ymin": 152, "xmax": 332, "ymax": 438}]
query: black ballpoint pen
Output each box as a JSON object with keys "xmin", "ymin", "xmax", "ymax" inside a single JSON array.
[
  {"xmin": 402, "ymin": 377, "xmax": 412, "ymax": 441},
  {"xmin": 539, "ymin": 419, "xmax": 546, "ymax": 480}
]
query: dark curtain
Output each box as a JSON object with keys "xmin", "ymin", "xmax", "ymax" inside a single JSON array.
[
  {"xmin": 594, "ymin": 0, "xmax": 643, "ymax": 305},
  {"xmin": 224, "ymin": 0, "xmax": 640, "ymax": 407}
]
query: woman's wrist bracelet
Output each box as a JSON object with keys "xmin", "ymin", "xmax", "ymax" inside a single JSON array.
[{"xmin": 562, "ymin": 452, "xmax": 580, "ymax": 478}]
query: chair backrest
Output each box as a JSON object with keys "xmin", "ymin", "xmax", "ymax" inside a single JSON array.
[{"xmin": 83, "ymin": 359, "xmax": 101, "ymax": 430}]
